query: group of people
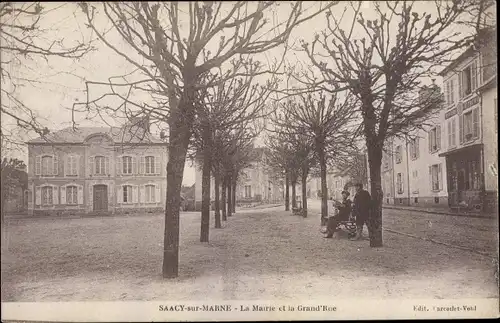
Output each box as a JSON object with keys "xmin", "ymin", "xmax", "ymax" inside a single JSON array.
[{"xmin": 323, "ymin": 183, "xmax": 372, "ymax": 241}]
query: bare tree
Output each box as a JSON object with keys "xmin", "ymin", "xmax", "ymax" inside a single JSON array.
[
  {"xmin": 0, "ymin": 158, "xmax": 26, "ymax": 223},
  {"xmin": 274, "ymin": 92, "xmax": 359, "ymax": 224},
  {"xmin": 0, "ymin": 2, "xmax": 93, "ymax": 152},
  {"xmin": 190, "ymin": 69, "xmax": 272, "ymax": 240},
  {"xmin": 301, "ymin": 0, "xmax": 490, "ymax": 247},
  {"xmin": 78, "ymin": 1, "xmax": 337, "ymax": 277}
]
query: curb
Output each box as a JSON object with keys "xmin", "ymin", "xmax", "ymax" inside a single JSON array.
[
  {"xmin": 383, "ymin": 228, "xmax": 496, "ymax": 259},
  {"xmin": 383, "ymin": 206, "xmax": 495, "ymax": 219}
]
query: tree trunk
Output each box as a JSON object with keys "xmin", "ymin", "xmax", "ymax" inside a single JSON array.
[
  {"xmin": 227, "ymin": 175, "xmax": 232, "ymax": 217},
  {"xmin": 367, "ymin": 146, "xmax": 384, "ymax": 247},
  {"xmin": 291, "ymin": 179, "xmax": 297, "ymax": 209},
  {"xmin": 301, "ymin": 167, "xmax": 308, "ymax": 218},
  {"xmin": 214, "ymin": 173, "xmax": 222, "ymax": 228},
  {"xmin": 285, "ymin": 169, "xmax": 290, "ymax": 211},
  {"xmin": 200, "ymin": 123, "xmax": 211, "ymax": 243},
  {"xmin": 221, "ymin": 176, "xmax": 227, "ymax": 221},
  {"xmin": 163, "ymin": 111, "xmax": 193, "ymax": 278},
  {"xmin": 318, "ymin": 146, "xmax": 328, "ymax": 226},
  {"xmin": 232, "ymin": 176, "xmax": 236, "ymax": 213}
]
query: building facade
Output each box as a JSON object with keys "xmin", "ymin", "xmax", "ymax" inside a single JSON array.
[
  {"xmin": 27, "ymin": 123, "xmax": 168, "ymax": 216},
  {"xmin": 438, "ymin": 28, "xmax": 497, "ymax": 212}
]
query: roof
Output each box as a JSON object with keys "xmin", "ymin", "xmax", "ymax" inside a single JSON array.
[
  {"xmin": 27, "ymin": 127, "xmax": 164, "ymax": 145},
  {"xmin": 438, "ymin": 28, "xmax": 495, "ymax": 77}
]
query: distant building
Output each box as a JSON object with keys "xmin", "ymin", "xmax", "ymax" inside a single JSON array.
[
  {"xmin": 26, "ymin": 118, "xmax": 168, "ymax": 216},
  {"xmin": 194, "ymin": 147, "xmax": 284, "ymax": 208}
]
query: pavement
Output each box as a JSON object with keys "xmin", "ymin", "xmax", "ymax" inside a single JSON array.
[
  {"xmin": 382, "ymin": 204, "xmax": 497, "ymax": 219},
  {"xmin": 306, "ymin": 199, "xmax": 499, "ymax": 259},
  {"xmin": 2, "ymin": 204, "xmax": 498, "ymax": 302}
]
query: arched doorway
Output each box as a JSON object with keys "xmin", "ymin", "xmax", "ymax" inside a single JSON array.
[{"xmin": 93, "ymin": 184, "xmax": 108, "ymax": 212}]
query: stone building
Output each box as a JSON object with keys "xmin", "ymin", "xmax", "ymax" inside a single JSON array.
[
  {"xmin": 438, "ymin": 28, "xmax": 497, "ymax": 212},
  {"xmin": 26, "ymin": 120, "xmax": 168, "ymax": 216}
]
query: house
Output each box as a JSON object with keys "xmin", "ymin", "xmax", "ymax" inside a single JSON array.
[
  {"xmin": 380, "ymin": 85, "xmax": 449, "ymax": 208},
  {"xmin": 26, "ymin": 118, "xmax": 168, "ymax": 216},
  {"xmin": 235, "ymin": 147, "xmax": 283, "ymax": 204},
  {"xmin": 438, "ymin": 28, "xmax": 497, "ymax": 212}
]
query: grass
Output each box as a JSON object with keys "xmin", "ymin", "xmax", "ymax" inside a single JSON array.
[{"xmin": 1, "ymin": 207, "xmax": 498, "ymax": 301}]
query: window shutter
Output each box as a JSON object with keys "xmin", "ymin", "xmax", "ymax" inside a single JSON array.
[
  {"xmin": 89, "ymin": 185, "xmax": 93, "ymax": 207},
  {"xmin": 117, "ymin": 156, "xmax": 122, "ymax": 176},
  {"xmin": 75, "ymin": 156, "xmax": 79, "ymax": 176},
  {"xmin": 155, "ymin": 156, "xmax": 160, "ymax": 175},
  {"xmin": 452, "ymin": 119, "xmax": 456, "ymax": 146},
  {"xmin": 35, "ymin": 186, "xmax": 41, "ymax": 205},
  {"xmin": 61, "ymin": 186, "xmax": 67, "ymax": 204},
  {"xmin": 459, "ymin": 114, "xmax": 464, "ymax": 144},
  {"xmin": 89, "ymin": 156, "xmax": 94, "ymax": 176},
  {"xmin": 53, "ymin": 186, "xmax": 59, "ymax": 204},
  {"xmin": 35, "ymin": 156, "xmax": 41, "ymax": 175},
  {"xmin": 416, "ymin": 138, "xmax": 419, "ymax": 159},
  {"xmin": 132, "ymin": 157, "xmax": 137, "ymax": 174},
  {"xmin": 472, "ymin": 108, "xmax": 479, "ymax": 138},
  {"xmin": 450, "ymin": 79, "xmax": 455, "ymax": 104},
  {"xmin": 117, "ymin": 185, "xmax": 123, "ymax": 204},
  {"xmin": 140, "ymin": 157, "xmax": 146, "ymax": 174},
  {"xmin": 428, "ymin": 166, "xmax": 433, "ymax": 191},
  {"xmin": 428, "ymin": 131, "xmax": 432, "ymax": 152},
  {"xmin": 438, "ymin": 164, "xmax": 443, "ymax": 191},
  {"xmin": 471, "ymin": 60, "xmax": 478, "ymax": 90},
  {"xmin": 436, "ymin": 126, "xmax": 441, "ymax": 150},
  {"xmin": 140, "ymin": 185, "xmax": 145, "ymax": 203},
  {"xmin": 155, "ymin": 184, "xmax": 161, "ymax": 203},
  {"xmin": 132, "ymin": 185, "xmax": 138, "ymax": 203},
  {"xmin": 105, "ymin": 157, "xmax": 110, "ymax": 175},
  {"xmin": 78, "ymin": 185, "xmax": 83, "ymax": 204},
  {"xmin": 53, "ymin": 155, "xmax": 59, "ymax": 175},
  {"xmin": 447, "ymin": 121, "xmax": 452, "ymax": 147},
  {"xmin": 459, "ymin": 70, "xmax": 463, "ymax": 98},
  {"xmin": 65, "ymin": 156, "xmax": 69, "ymax": 176}
]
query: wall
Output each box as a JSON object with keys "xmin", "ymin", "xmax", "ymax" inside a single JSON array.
[
  {"xmin": 481, "ymin": 85, "xmax": 498, "ymax": 192},
  {"xmin": 28, "ymin": 138, "xmax": 167, "ymax": 215}
]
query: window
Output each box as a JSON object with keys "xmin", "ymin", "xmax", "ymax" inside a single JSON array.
[
  {"xmin": 66, "ymin": 155, "xmax": 78, "ymax": 176},
  {"xmin": 245, "ymin": 185, "xmax": 252, "ymax": 198},
  {"xmin": 428, "ymin": 126, "xmax": 441, "ymax": 153},
  {"xmin": 430, "ymin": 164, "xmax": 442, "ymax": 191},
  {"xmin": 145, "ymin": 156, "xmax": 155, "ymax": 174},
  {"xmin": 95, "ymin": 156, "xmax": 106, "ymax": 175},
  {"xmin": 448, "ymin": 119, "xmax": 457, "ymax": 148},
  {"xmin": 395, "ymin": 146, "xmax": 402, "ymax": 164},
  {"xmin": 42, "ymin": 156, "xmax": 54, "ymax": 176},
  {"xmin": 446, "ymin": 78, "xmax": 455, "ymax": 106},
  {"xmin": 396, "ymin": 173, "xmax": 403, "ymax": 194},
  {"xmin": 145, "ymin": 184, "xmax": 155, "ymax": 203},
  {"xmin": 409, "ymin": 138, "xmax": 419, "ymax": 160},
  {"xmin": 460, "ymin": 60, "xmax": 478, "ymax": 98},
  {"xmin": 462, "ymin": 108, "xmax": 479, "ymax": 142},
  {"xmin": 41, "ymin": 186, "xmax": 53, "ymax": 205},
  {"xmin": 122, "ymin": 156, "xmax": 132, "ymax": 174},
  {"xmin": 66, "ymin": 186, "xmax": 78, "ymax": 205},
  {"xmin": 123, "ymin": 185, "xmax": 132, "ymax": 203}
]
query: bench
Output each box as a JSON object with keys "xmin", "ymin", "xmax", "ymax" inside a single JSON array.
[{"xmin": 336, "ymin": 217, "xmax": 357, "ymax": 238}]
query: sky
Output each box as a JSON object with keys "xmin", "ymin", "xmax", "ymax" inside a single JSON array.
[{"xmin": 1, "ymin": 1, "xmax": 486, "ymax": 186}]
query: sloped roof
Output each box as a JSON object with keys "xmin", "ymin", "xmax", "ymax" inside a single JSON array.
[{"xmin": 27, "ymin": 127, "xmax": 163, "ymax": 144}]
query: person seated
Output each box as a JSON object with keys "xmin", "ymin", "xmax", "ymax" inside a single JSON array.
[{"xmin": 324, "ymin": 190, "xmax": 352, "ymax": 238}]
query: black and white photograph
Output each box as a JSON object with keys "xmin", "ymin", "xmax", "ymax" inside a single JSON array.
[{"xmin": 1, "ymin": 1, "xmax": 498, "ymax": 321}]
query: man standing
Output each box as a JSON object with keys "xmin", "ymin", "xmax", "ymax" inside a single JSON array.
[{"xmin": 350, "ymin": 183, "xmax": 371, "ymax": 241}]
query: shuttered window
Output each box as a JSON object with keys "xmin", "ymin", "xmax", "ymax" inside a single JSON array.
[
  {"xmin": 145, "ymin": 184, "xmax": 155, "ymax": 203},
  {"xmin": 123, "ymin": 156, "xmax": 133, "ymax": 174},
  {"xmin": 66, "ymin": 186, "xmax": 78, "ymax": 205},
  {"xmin": 95, "ymin": 156, "xmax": 106, "ymax": 175},
  {"xmin": 41, "ymin": 186, "xmax": 53, "ymax": 205},
  {"xmin": 145, "ymin": 156, "xmax": 155, "ymax": 174}
]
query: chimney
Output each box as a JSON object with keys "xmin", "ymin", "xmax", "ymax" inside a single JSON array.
[{"xmin": 128, "ymin": 115, "xmax": 150, "ymax": 133}]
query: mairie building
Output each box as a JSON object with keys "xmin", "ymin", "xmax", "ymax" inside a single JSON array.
[{"xmin": 26, "ymin": 119, "xmax": 168, "ymax": 216}]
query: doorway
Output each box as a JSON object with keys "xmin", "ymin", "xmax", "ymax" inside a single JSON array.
[{"xmin": 93, "ymin": 184, "xmax": 108, "ymax": 212}]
